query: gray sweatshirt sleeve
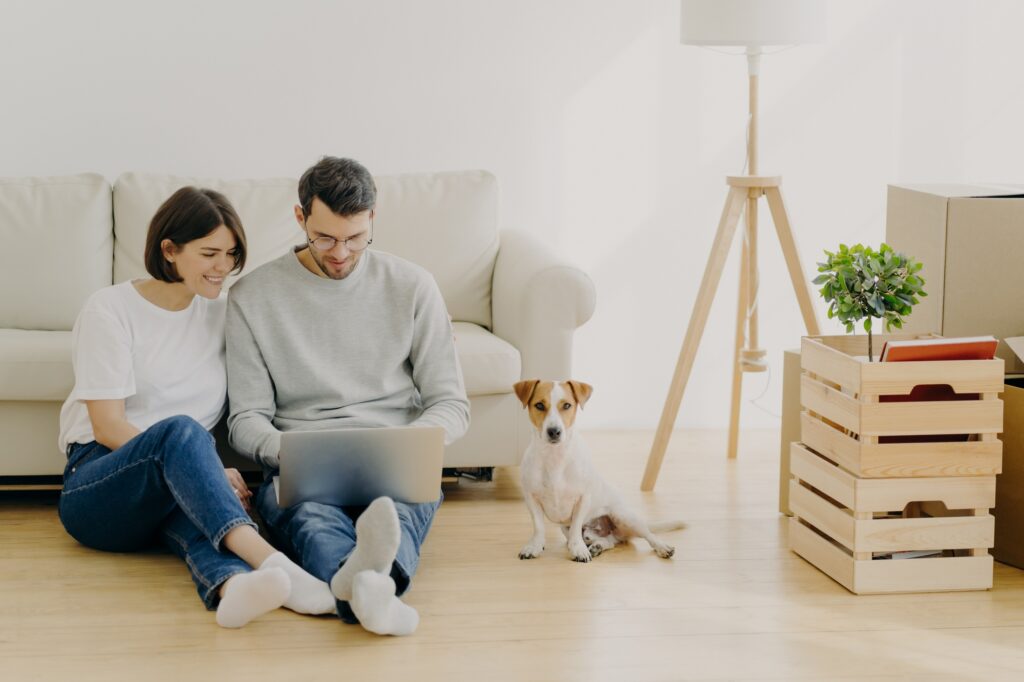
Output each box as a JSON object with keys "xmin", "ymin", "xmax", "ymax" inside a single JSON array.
[
  {"xmin": 409, "ymin": 276, "xmax": 471, "ymax": 444},
  {"xmin": 225, "ymin": 293, "xmax": 283, "ymax": 469}
]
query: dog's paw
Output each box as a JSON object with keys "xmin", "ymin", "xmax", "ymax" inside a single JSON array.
[
  {"xmin": 519, "ymin": 545, "xmax": 544, "ymax": 560},
  {"xmin": 588, "ymin": 543, "xmax": 606, "ymax": 558},
  {"xmin": 569, "ymin": 543, "xmax": 592, "ymax": 562},
  {"xmin": 654, "ymin": 543, "xmax": 675, "ymax": 559}
]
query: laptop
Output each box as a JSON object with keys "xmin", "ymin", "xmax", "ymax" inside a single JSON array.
[{"xmin": 274, "ymin": 425, "xmax": 444, "ymax": 508}]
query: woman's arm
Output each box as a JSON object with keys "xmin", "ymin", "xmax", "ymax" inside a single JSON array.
[{"xmin": 84, "ymin": 399, "xmax": 141, "ymax": 451}]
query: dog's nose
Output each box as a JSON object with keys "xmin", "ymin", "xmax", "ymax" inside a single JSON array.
[{"xmin": 546, "ymin": 426, "xmax": 562, "ymax": 441}]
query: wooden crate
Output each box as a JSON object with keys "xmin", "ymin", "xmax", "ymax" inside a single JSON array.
[
  {"xmin": 789, "ymin": 443, "xmax": 994, "ymax": 594},
  {"xmin": 800, "ymin": 334, "xmax": 1004, "ymax": 478}
]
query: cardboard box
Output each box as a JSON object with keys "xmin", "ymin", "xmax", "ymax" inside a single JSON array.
[
  {"xmin": 886, "ymin": 184, "xmax": 1024, "ymax": 373},
  {"xmin": 997, "ymin": 377, "xmax": 1024, "ymax": 570},
  {"xmin": 779, "ymin": 348, "xmax": 801, "ymax": 516},
  {"xmin": 995, "ymin": 337, "xmax": 1024, "ymax": 570}
]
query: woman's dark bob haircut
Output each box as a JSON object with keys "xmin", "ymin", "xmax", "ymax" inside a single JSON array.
[{"xmin": 144, "ymin": 186, "xmax": 247, "ymax": 283}]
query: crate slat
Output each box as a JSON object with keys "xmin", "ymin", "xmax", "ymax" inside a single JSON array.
[
  {"xmin": 859, "ymin": 398, "xmax": 1003, "ymax": 436},
  {"xmin": 854, "ymin": 514, "xmax": 993, "ymax": 553},
  {"xmin": 860, "ymin": 359, "xmax": 1004, "ymax": 396},
  {"xmin": 800, "ymin": 412, "xmax": 1003, "ymax": 477}
]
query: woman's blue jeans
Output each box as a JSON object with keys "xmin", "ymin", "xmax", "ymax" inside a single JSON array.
[
  {"xmin": 58, "ymin": 415, "xmax": 258, "ymax": 609},
  {"xmin": 256, "ymin": 480, "xmax": 441, "ymax": 624}
]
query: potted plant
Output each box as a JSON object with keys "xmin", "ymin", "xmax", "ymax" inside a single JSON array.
[{"xmin": 813, "ymin": 243, "xmax": 927, "ymax": 361}]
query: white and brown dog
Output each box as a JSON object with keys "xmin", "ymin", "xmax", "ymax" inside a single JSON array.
[{"xmin": 514, "ymin": 379, "xmax": 685, "ymax": 562}]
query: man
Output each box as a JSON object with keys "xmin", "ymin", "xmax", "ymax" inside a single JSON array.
[{"xmin": 226, "ymin": 156, "xmax": 470, "ymax": 636}]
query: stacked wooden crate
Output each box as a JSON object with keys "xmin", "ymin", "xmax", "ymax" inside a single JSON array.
[{"xmin": 789, "ymin": 334, "xmax": 1004, "ymax": 594}]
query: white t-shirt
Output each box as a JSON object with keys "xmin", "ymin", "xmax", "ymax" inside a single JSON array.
[{"xmin": 58, "ymin": 281, "xmax": 228, "ymax": 453}]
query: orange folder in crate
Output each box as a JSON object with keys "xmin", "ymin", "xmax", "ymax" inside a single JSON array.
[{"xmin": 879, "ymin": 335, "xmax": 999, "ymax": 363}]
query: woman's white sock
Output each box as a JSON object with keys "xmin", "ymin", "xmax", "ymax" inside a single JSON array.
[
  {"xmin": 330, "ymin": 497, "xmax": 401, "ymax": 601},
  {"xmin": 215, "ymin": 567, "xmax": 290, "ymax": 628},
  {"xmin": 260, "ymin": 552, "xmax": 336, "ymax": 615},
  {"xmin": 349, "ymin": 570, "xmax": 419, "ymax": 636}
]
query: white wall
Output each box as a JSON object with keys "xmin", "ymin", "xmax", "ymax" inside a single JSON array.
[{"xmin": 2, "ymin": 0, "xmax": 1021, "ymax": 430}]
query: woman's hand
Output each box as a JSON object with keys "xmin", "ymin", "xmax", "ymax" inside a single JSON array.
[{"xmin": 224, "ymin": 467, "xmax": 253, "ymax": 512}]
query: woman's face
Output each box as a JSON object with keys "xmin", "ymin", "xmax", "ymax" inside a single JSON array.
[{"xmin": 163, "ymin": 225, "xmax": 238, "ymax": 299}]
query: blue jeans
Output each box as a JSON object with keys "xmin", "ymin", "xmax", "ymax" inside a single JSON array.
[
  {"xmin": 256, "ymin": 481, "xmax": 441, "ymax": 624},
  {"xmin": 58, "ymin": 415, "xmax": 258, "ymax": 609}
]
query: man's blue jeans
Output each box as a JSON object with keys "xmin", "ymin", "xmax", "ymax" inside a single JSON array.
[
  {"xmin": 256, "ymin": 480, "xmax": 441, "ymax": 624},
  {"xmin": 58, "ymin": 415, "xmax": 258, "ymax": 609}
]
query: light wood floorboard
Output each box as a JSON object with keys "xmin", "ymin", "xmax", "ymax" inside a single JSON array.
[{"xmin": 2, "ymin": 429, "xmax": 1023, "ymax": 681}]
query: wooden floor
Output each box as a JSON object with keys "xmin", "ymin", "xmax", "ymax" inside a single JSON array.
[{"xmin": 3, "ymin": 429, "xmax": 1024, "ymax": 681}]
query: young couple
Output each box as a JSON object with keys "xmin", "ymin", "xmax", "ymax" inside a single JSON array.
[{"xmin": 57, "ymin": 157, "xmax": 469, "ymax": 634}]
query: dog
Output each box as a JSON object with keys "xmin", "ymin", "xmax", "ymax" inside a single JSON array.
[{"xmin": 513, "ymin": 379, "xmax": 685, "ymax": 562}]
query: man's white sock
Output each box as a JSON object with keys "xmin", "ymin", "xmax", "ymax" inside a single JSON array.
[
  {"xmin": 215, "ymin": 567, "xmax": 290, "ymax": 629},
  {"xmin": 330, "ymin": 497, "xmax": 401, "ymax": 601},
  {"xmin": 260, "ymin": 552, "xmax": 336, "ymax": 615},
  {"xmin": 349, "ymin": 570, "xmax": 419, "ymax": 636}
]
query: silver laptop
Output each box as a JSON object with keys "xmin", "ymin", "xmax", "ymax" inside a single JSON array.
[{"xmin": 274, "ymin": 425, "xmax": 444, "ymax": 507}]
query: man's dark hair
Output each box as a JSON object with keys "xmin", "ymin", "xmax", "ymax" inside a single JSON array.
[
  {"xmin": 298, "ymin": 156, "xmax": 377, "ymax": 218},
  {"xmin": 144, "ymin": 186, "xmax": 247, "ymax": 283}
]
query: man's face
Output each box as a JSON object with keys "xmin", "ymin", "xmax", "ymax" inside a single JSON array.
[{"xmin": 295, "ymin": 197, "xmax": 373, "ymax": 280}]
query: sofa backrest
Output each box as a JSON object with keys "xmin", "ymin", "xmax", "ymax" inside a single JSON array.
[
  {"xmin": 113, "ymin": 170, "xmax": 499, "ymax": 328},
  {"xmin": 0, "ymin": 174, "xmax": 113, "ymax": 331}
]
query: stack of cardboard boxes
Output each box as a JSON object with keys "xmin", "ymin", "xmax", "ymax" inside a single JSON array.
[{"xmin": 781, "ymin": 184, "xmax": 1024, "ymax": 572}]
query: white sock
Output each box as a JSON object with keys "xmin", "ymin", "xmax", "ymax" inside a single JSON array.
[
  {"xmin": 330, "ymin": 497, "xmax": 401, "ymax": 601},
  {"xmin": 349, "ymin": 570, "xmax": 419, "ymax": 636},
  {"xmin": 260, "ymin": 552, "xmax": 336, "ymax": 615},
  {"xmin": 215, "ymin": 567, "xmax": 290, "ymax": 629}
]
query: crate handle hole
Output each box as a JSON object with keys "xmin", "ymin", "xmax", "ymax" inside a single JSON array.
[
  {"xmin": 878, "ymin": 384, "xmax": 979, "ymax": 403},
  {"xmin": 885, "ymin": 500, "xmax": 974, "ymax": 518}
]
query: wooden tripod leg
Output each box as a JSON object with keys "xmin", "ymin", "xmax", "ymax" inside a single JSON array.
[
  {"xmin": 641, "ymin": 186, "xmax": 748, "ymax": 491},
  {"xmin": 764, "ymin": 187, "xmax": 820, "ymax": 335},
  {"xmin": 726, "ymin": 200, "xmax": 753, "ymax": 460}
]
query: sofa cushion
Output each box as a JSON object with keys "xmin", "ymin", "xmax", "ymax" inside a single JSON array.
[
  {"xmin": 112, "ymin": 170, "xmax": 499, "ymax": 328},
  {"xmin": 453, "ymin": 322, "xmax": 520, "ymax": 396},
  {"xmin": 0, "ymin": 174, "xmax": 113, "ymax": 331},
  {"xmin": 0, "ymin": 330, "xmax": 73, "ymax": 401},
  {"xmin": 0, "ymin": 324, "xmax": 517, "ymax": 403}
]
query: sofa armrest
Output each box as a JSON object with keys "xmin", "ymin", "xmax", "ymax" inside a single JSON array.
[{"xmin": 491, "ymin": 229, "xmax": 596, "ymax": 379}]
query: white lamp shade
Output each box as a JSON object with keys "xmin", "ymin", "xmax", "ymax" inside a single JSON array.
[{"xmin": 680, "ymin": 0, "xmax": 825, "ymax": 47}]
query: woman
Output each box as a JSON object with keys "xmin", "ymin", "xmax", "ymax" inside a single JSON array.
[{"xmin": 57, "ymin": 187, "xmax": 334, "ymax": 627}]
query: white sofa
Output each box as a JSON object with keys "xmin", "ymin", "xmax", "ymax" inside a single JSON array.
[{"xmin": 0, "ymin": 170, "xmax": 595, "ymax": 477}]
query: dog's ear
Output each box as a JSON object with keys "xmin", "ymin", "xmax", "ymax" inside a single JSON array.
[
  {"xmin": 513, "ymin": 380, "xmax": 540, "ymax": 408},
  {"xmin": 567, "ymin": 381, "xmax": 593, "ymax": 408}
]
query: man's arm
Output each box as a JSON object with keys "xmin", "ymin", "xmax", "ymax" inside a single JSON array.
[
  {"xmin": 409, "ymin": 276, "xmax": 471, "ymax": 444},
  {"xmin": 226, "ymin": 294, "xmax": 283, "ymax": 469}
]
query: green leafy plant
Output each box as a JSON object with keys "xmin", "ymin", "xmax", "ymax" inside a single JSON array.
[{"xmin": 813, "ymin": 243, "xmax": 927, "ymax": 361}]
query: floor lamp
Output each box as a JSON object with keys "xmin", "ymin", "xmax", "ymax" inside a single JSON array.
[{"xmin": 641, "ymin": 0, "xmax": 826, "ymax": 491}]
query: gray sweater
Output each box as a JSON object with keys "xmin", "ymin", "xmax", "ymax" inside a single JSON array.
[{"xmin": 225, "ymin": 248, "xmax": 470, "ymax": 469}]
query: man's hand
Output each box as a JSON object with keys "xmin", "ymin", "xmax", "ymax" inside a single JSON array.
[{"xmin": 225, "ymin": 467, "xmax": 253, "ymax": 512}]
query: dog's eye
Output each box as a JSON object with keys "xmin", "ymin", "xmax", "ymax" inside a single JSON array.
[
  {"xmin": 561, "ymin": 402, "xmax": 572, "ymax": 410},
  {"xmin": 533, "ymin": 402, "xmax": 545, "ymax": 411}
]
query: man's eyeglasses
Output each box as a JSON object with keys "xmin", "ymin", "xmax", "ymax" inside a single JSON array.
[{"xmin": 304, "ymin": 218, "xmax": 374, "ymax": 253}]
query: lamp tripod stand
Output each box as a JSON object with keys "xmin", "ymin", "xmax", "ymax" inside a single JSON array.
[{"xmin": 641, "ymin": 49, "xmax": 821, "ymax": 491}]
